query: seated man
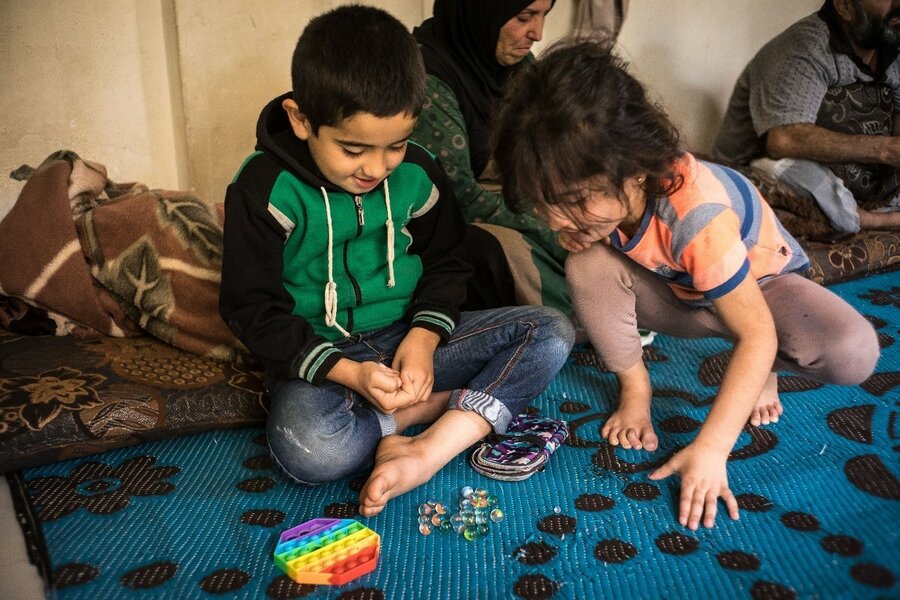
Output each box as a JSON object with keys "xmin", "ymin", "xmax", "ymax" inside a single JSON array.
[{"xmin": 714, "ymin": 0, "xmax": 900, "ymax": 233}]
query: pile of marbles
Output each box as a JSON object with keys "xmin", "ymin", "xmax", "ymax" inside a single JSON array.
[{"xmin": 416, "ymin": 486, "xmax": 505, "ymax": 541}]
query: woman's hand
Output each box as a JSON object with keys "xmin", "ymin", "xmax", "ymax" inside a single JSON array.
[{"xmin": 649, "ymin": 440, "xmax": 739, "ymax": 530}]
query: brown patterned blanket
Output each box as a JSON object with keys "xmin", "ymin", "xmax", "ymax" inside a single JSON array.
[{"xmin": 0, "ymin": 151, "xmax": 249, "ymax": 362}]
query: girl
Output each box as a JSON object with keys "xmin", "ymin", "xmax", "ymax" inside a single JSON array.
[{"xmin": 493, "ymin": 39, "xmax": 880, "ymax": 530}]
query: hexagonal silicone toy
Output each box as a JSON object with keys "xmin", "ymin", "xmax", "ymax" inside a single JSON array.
[{"xmin": 273, "ymin": 518, "xmax": 380, "ymax": 585}]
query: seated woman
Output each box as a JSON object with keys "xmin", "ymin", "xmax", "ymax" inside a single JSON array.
[{"xmin": 410, "ymin": 0, "xmax": 569, "ymax": 313}]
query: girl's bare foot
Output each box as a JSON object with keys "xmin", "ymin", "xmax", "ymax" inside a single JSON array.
[
  {"xmin": 602, "ymin": 399, "xmax": 658, "ymax": 451},
  {"xmin": 604, "ymin": 361, "xmax": 658, "ymax": 450},
  {"xmin": 749, "ymin": 372, "xmax": 782, "ymax": 426},
  {"xmin": 358, "ymin": 435, "xmax": 440, "ymax": 517}
]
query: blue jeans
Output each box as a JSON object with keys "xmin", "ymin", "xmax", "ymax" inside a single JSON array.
[{"xmin": 266, "ymin": 306, "xmax": 574, "ymax": 485}]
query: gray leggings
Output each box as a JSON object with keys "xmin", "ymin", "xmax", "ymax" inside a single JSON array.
[{"xmin": 567, "ymin": 244, "xmax": 879, "ymax": 384}]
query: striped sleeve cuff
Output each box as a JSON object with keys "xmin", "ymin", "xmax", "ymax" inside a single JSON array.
[
  {"xmin": 410, "ymin": 309, "xmax": 456, "ymax": 340},
  {"xmin": 296, "ymin": 341, "xmax": 343, "ymax": 386}
]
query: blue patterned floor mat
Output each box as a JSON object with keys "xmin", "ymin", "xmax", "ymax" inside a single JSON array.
[{"xmin": 16, "ymin": 271, "xmax": 900, "ymax": 599}]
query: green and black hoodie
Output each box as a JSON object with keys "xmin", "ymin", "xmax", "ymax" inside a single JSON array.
[{"xmin": 220, "ymin": 93, "xmax": 472, "ymax": 385}]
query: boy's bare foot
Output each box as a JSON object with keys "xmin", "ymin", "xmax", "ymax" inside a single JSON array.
[
  {"xmin": 393, "ymin": 391, "xmax": 451, "ymax": 432},
  {"xmin": 358, "ymin": 435, "xmax": 439, "ymax": 517},
  {"xmin": 749, "ymin": 372, "xmax": 782, "ymax": 426},
  {"xmin": 602, "ymin": 400, "xmax": 658, "ymax": 451}
]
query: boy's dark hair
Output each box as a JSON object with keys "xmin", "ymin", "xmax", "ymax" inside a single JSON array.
[
  {"xmin": 493, "ymin": 39, "xmax": 683, "ymax": 212},
  {"xmin": 291, "ymin": 5, "xmax": 426, "ymax": 133}
]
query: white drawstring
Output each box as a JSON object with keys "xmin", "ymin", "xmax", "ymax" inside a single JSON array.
[
  {"xmin": 384, "ymin": 179, "xmax": 396, "ymax": 288},
  {"xmin": 321, "ymin": 186, "xmax": 351, "ymax": 338},
  {"xmin": 320, "ymin": 181, "xmax": 396, "ymax": 337}
]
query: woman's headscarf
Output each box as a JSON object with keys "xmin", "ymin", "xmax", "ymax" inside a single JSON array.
[{"xmin": 414, "ymin": 0, "xmax": 553, "ymax": 175}]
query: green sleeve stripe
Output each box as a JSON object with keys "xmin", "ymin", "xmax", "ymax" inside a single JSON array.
[
  {"xmin": 299, "ymin": 343, "xmax": 340, "ymax": 380},
  {"xmin": 412, "ymin": 311, "xmax": 455, "ymax": 334}
]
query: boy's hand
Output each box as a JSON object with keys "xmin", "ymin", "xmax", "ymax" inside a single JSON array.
[
  {"xmin": 348, "ymin": 361, "xmax": 416, "ymax": 414},
  {"xmin": 648, "ymin": 440, "xmax": 739, "ymax": 530},
  {"xmin": 392, "ymin": 327, "xmax": 440, "ymax": 404}
]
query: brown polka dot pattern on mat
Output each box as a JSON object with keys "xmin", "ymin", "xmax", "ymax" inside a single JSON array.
[
  {"xmin": 623, "ymin": 482, "xmax": 660, "ymax": 501},
  {"xmin": 514, "ymin": 541, "xmax": 558, "ymax": 565},
  {"xmin": 820, "ymin": 534, "xmax": 864, "ymax": 556},
  {"xmin": 120, "ymin": 561, "xmax": 178, "ymax": 589},
  {"xmin": 236, "ymin": 476, "xmax": 276, "ymax": 493},
  {"xmin": 536, "ymin": 514, "xmax": 576, "ymax": 536},
  {"xmin": 780, "ymin": 511, "xmax": 820, "ymax": 532},
  {"xmin": 849, "ymin": 563, "xmax": 896, "ymax": 588},
  {"xmin": 594, "ymin": 539, "xmax": 638, "ymax": 563},
  {"xmin": 241, "ymin": 509, "xmax": 285, "ymax": 527},
  {"xmin": 324, "ymin": 501, "xmax": 360, "ymax": 519},
  {"xmin": 512, "ymin": 574, "xmax": 560, "ymax": 599},
  {"xmin": 573, "ymin": 493, "xmax": 615, "ymax": 511},
  {"xmin": 265, "ymin": 575, "xmax": 315, "ymax": 599},
  {"xmin": 717, "ymin": 550, "xmax": 761, "ymax": 571},
  {"xmin": 655, "ymin": 532, "xmax": 699, "ymax": 555},
  {"xmin": 199, "ymin": 568, "xmax": 251, "ymax": 594},
  {"xmin": 51, "ymin": 563, "xmax": 99, "ymax": 589}
]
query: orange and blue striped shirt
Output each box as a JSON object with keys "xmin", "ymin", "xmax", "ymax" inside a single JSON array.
[{"xmin": 610, "ymin": 153, "xmax": 808, "ymax": 306}]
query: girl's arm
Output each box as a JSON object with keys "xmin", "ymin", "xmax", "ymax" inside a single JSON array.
[{"xmin": 650, "ymin": 272, "xmax": 777, "ymax": 529}]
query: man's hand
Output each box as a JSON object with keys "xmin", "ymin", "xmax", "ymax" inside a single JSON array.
[{"xmin": 767, "ymin": 123, "xmax": 900, "ymax": 169}]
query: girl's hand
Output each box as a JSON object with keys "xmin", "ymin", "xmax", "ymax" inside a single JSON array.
[
  {"xmin": 557, "ymin": 230, "xmax": 597, "ymax": 253},
  {"xmin": 648, "ymin": 441, "xmax": 739, "ymax": 530}
]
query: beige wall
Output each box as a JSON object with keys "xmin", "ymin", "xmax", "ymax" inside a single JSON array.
[
  {"xmin": 175, "ymin": 0, "xmax": 428, "ymax": 208},
  {"xmin": 0, "ymin": 0, "xmax": 187, "ymax": 215},
  {"xmin": 176, "ymin": 0, "xmax": 574, "ymax": 207},
  {"xmin": 1, "ymin": 0, "xmax": 823, "ymax": 220},
  {"xmin": 617, "ymin": 0, "xmax": 822, "ymax": 153}
]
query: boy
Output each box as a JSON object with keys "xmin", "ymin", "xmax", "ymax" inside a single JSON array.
[{"xmin": 219, "ymin": 5, "xmax": 574, "ymax": 517}]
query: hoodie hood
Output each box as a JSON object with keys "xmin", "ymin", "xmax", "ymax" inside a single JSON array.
[
  {"xmin": 255, "ymin": 92, "xmax": 344, "ymax": 192},
  {"xmin": 253, "ymin": 92, "xmax": 399, "ymax": 338}
]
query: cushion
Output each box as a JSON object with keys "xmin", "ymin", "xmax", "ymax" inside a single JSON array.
[
  {"xmin": 804, "ymin": 229, "xmax": 900, "ymax": 285},
  {"xmin": 733, "ymin": 163, "xmax": 900, "ymax": 285},
  {"xmin": 0, "ymin": 324, "xmax": 267, "ymax": 474}
]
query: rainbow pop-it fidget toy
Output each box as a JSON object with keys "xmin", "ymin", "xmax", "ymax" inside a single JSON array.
[{"xmin": 273, "ymin": 518, "xmax": 381, "ymax": 586}]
